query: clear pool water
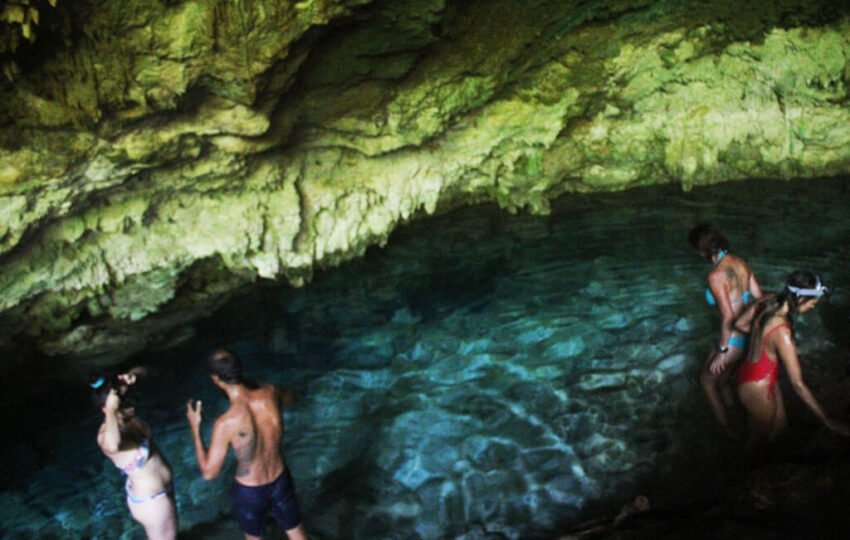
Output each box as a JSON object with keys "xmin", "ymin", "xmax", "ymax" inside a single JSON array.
[{"xmin": 2, "ymin": 177, "xmax": 850, "ymax": 539}]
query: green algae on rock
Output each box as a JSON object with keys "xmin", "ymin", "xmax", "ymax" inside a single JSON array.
[{"xmin": 1, "ymin": 0, "xmax": 850, "ymax": 361}]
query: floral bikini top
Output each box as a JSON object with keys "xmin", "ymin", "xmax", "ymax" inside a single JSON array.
[{"xmin": 116, "ymin": 439, "xmax": 150, "ymax": 475}]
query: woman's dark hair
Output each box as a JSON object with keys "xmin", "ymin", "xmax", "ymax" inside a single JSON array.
[
  {"xmin": 687, "ymin": 223, "xmax": 730, "ymax": 260},
  {"xmin": 751, "ymin": 270, "xmax": 824, "ymax": 346},
  {"xmin": 89, "ymin": 372, "xmax": 135, "ymax": 410}
]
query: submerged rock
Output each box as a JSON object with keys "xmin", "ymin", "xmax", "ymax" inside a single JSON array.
[
  {"xmin": 577, "ymin": 372, "xmax": 628, "ymax": 392},
  {"xmin": 655, "ymin": 354, "xmax": 690, "ymax": 375}
]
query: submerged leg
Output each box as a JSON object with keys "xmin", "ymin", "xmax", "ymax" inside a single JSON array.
[
  {"xmin": 718, "ymin": 347, "xmax": 745, "ymax": 408},
  {"xmin": 738, "ymin": 381, "xmax": 776, "ymax": 466},
  {"xmin": 700, "ymin": 352, "xmax": 731, "ymax": 431},
  {"xmin": 770, "ymin": 386, "xmax": 788, "ymax": 441},
  {"xmin": 128, "ymin": 493, "xmax": 177, "ymax": 540},
  {"xmin": 718, "ymin": 368, "xmax": 735, "ymax": 408}
]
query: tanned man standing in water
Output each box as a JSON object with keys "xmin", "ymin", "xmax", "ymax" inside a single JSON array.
[{"xmin": 187, "ymin": 348, "xmax": 308, "ymax": 540}]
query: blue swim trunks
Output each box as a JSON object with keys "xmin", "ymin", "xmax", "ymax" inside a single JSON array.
[{"xmin": 232, "ymin": 468, "xmax": 302, "ymax": 536}]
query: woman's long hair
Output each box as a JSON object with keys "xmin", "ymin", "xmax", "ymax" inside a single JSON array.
[
  {"xmin": 687, "ymin": 223, "xmax": 730, "ymax": 262},
  {"xmin": 748, "ymin": 270, "xmax": 822, "ymax": 356}
]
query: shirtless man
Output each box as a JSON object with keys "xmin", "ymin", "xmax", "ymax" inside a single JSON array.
[{"xmin": 186, "ymin": 348, "xmax": 308, "ymax": 540}]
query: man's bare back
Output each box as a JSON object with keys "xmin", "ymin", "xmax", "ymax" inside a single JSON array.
[
  {"xmin": 187, "ymin": 349, "xmax": 306, "ymax": 540},
  {"xmin": 216, "ymin": 384, "xmax": 286, "ymax": 485}
]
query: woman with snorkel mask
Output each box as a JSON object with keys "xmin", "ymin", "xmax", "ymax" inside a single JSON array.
[
  {"xmin": 730, "ymin": 270, "xmax": 849, "ymax": 457},
  {"xmin": 91, "ymin": 368, "xmax": 178, "ymax": 539},
  {"xmin": 688, "ymin": 224, "xmax": 763, "ymax": 436}
]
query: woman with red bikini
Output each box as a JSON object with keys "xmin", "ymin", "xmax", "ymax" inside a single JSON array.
[{"xmin": 734, "ymin": 270, "xmax": 849, "ymax": 456}]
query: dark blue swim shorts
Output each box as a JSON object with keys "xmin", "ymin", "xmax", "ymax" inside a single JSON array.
[{"xmin": 232, "ymin": 468, "xmax": 302, "ymax": 536}]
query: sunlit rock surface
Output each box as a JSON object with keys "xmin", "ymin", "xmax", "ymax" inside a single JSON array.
[{"xmin": 1, "ymin": 0, "xmax": 850, "ymax": 361}]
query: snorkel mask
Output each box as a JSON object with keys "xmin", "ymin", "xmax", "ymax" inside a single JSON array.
[{"xmin": 787, "ymin": 272, "xmax": 830, "ymax": 299}]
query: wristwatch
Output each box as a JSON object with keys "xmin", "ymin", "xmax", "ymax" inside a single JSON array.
[{"xmin": 718, "ymin": 345, "xmax": 729, "ymax": 354}]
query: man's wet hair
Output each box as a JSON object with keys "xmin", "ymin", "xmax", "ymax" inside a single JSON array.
[
  {"xmin": 207, "ymin": 348, "xmax": 244, "ymax": 383},
  {"xmin": 207, "ymin": 348, "xmax": 258, "ymax": 388}
]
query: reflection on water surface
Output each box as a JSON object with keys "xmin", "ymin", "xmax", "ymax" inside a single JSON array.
[{"xmin": 2, "ymin": 178, "xmax": 850, "ymax": 539}]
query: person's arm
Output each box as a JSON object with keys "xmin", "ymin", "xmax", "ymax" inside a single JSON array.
[
  {"xmin": 749, "ymin": 271, "xmax": 764, "ymax": 300},
  {"xmin": 707, "ymin": 273, "xmax": 736, "ymax": 373},
  {"xmin": 732, "ymin": 296, "xmax": 766, "ymax": 335},
  {"xmin": 186, "ymin": 400, "xmax": 232, "ymax": 480},
  {"xmin": 733, "ymin": 293, "xmax": 777, "ymax": 335},
  {"xmin": 118, "ymin": 367, "xmax": 148, "ymax": 386},
  {"xmin": 710, "ymin": 272, "xmax": 736, "ymax": 350},
  {"xmin": 777, "ymin": 328, "xmax": 850, "ymax": 437},
  {"xmin": 113, "ymin": 368, "xmax": 147, "ymax": 400},
  {"xmin": 98, "ymin": 390, "xmax": 123, "ymax": 454}
]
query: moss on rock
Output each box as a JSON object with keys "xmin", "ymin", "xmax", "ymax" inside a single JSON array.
[{"xmin": 1, "ymin": 0, "xmax": 850, "ymax": 360}]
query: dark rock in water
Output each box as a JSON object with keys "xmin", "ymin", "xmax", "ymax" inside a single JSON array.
[{"xmin": 564, "ymin": 452, "xmax": 850, "ymax": 539}]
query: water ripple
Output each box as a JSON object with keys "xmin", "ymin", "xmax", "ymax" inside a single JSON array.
[{"xmin": 3, "ymin": 178, "xmax": 850, "ymax": 539}]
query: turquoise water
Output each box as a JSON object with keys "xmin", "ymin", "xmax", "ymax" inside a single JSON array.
[{"xmin": 2, "ymin": 178, "xmax": 850, "ymax": 539}]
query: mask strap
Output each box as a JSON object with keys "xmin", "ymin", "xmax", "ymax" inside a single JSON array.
[{"xmin": 787, "ymin": 274, "xmax": 828, "ymax": 297}]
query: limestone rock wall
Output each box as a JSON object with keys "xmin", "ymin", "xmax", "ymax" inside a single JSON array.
[{"xmin": 1, "ymin": 0, "xmax": 849, "ymax": 363}]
